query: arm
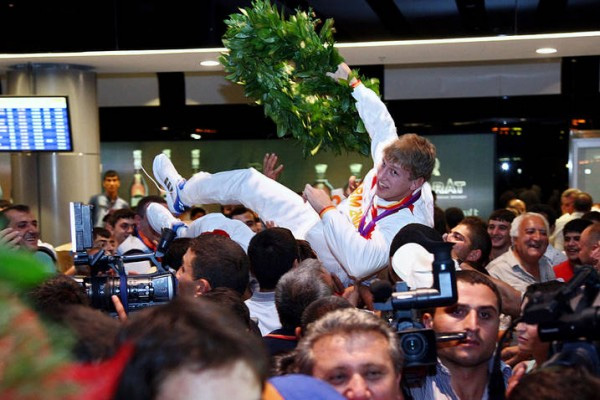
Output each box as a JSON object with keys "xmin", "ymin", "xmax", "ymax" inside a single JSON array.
[{"xmin": 330, "ymin": 63, "xmax": 398, "ymax": 165}]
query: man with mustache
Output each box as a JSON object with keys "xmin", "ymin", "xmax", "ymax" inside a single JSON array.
[
  {"xmin": 409, "ymin": 270, "xmax": 510, "ymax": 400},
  {"xmin": 486, "ymin": 212, "xmax": 555, "ymax": 294},
  {"xmin": 0, "ymin": 204, "xmax": 56, "ymax": 272}
]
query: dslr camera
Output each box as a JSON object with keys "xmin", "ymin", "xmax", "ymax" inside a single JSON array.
[{"xmin": 70, "ymin": 202, "xmax": 177, "ymax": 313}]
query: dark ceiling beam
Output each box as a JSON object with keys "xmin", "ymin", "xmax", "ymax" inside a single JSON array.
[
  {"xmin": 364, "ymin": 0, "xmax": 411, "ymax": 36},
  {"xmin": 455, "ymin": 0, "xmax": 489, "ymax": 33}
]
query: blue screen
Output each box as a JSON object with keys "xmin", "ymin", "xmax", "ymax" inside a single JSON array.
[{"xmin": 0, "ymin": 96, "xmax": 73, "ymax": 152}]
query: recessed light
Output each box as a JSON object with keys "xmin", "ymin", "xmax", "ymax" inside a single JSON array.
[
  {"xmin": 200, "ymin": 60, "xmax": 220, "ymax": 67},
  {"xmin": 536, "ymin": 47, "xmax": 557, "ymax": 54},
  {"xmin": 190, "ymin": 133, "xmax": 202, "ymax": 140}
]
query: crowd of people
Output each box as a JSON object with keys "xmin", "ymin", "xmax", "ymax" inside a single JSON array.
[{"xmin": 1, "ymin": 63, "xmax": 600, "ymax": 399}]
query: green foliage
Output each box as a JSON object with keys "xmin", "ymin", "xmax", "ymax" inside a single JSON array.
[{"xmin": 220, "ymin": 0, "xmax": 380, "ymax": 156}]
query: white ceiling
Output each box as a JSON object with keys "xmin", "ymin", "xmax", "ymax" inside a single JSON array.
[{"xmin": 0, "ymin": 31, "xmax": 599, "ymax": 75}]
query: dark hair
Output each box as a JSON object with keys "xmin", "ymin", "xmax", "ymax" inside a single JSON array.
[
  {"xmin": 135, "ymin": 195, "xmax": 166, "ymax": 218},
  {"xmin": 574, "ymin": 192, "xmax": 593, "ymax": 213},
  {"xmin": 300, "ymin": 296, "xmax": 354, "ymax": 336},
  {"xmin": 0, "ymin": 199, "xmax": 12, "ymax": 210},
  {"xmin": 523, "ymin": 280, "xmax": 564, "ymax": 308},
  {"xmin": 108, "ymin": 208, "xmax": 136, "ymax": 227},
  {"xmin": 92, "ymin": 227, "xmax": 111, "ymax": 240},
  {"xmin": 275, "ymin": 259, "xmax": 333, "ymax": 329},
  {"xmin": 162, "ymin": 237, "xmax": 191, "ymax": 271},
  {"xmin": 102, "ymin": 170, "xmax": 119, "ymax": 180},
  {"xmin": 582, "ymin": 211, "xmax": 600, "ymax": 223},
  {"xmin": 508, "ymin": 366, "xmax": 600, "ymax": 400},
  {"xmin": 202, "ymin": 287, "xmax": 261, "ymax": 336},
  {"xmin": 459, "ymin": 216, "xmax": 492, "ymax": 269},
  {"xmin": 455, "ymin": 270, "xmax": 502, "ymax": 312},
  {"xmin": 230, "ymin": 205, "xmax": 251, "ymax": 218},
  {"xmin": 528, "ymin": 204, "xmax": 558, "ymax": 227},
  {"xmin": 189, "ymin": 206, "xmax": 206, "ymax": 219},
  {"xmin": 488, "ymin": 209, "xmax": 517, "ymax": 224},
  {"xmin": 563, "ymin": 218, "xmax": 594, "ymax": 236},
  {"xmin": 188, "ymin": 234, "xmax": 250, "ymax": 295},
  {"xmin": 296, "ymin": 239, "xmax": 317, "ymax": 260},
  {"xmin": 0, "ymin": 204, "xmax": 32, "ymax": 228},
  {"xmin": 248, "ymin": 228, "xmax": 298, "ymax": 290},
  {"xmin": 433, "ymin": 206, "xmax": 448, "ymax": 235},
  {"xmin": 445, "ymin": 207, "xmax": 464, "ymax": 230},
  {"xmin": 28, "ymin": 275, "xmax": 89, "ymax": 319},
  {"xmin": 114, "ymin": 296, "xmax": 268, "ymax": 400}
]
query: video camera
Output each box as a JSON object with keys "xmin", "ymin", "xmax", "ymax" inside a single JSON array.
[
  {"xmin": 371, "ymin": 241, "xmax": 463, "ymax": 371},
  {"xmin": 70, "ymin": 202, "xmax": 177, "ymax": 314},
  {"xmin": 521, "ymin": 265, "xmax": 600, "ymax": 374}
]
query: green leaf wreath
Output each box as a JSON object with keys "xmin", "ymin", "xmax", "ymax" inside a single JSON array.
[{"xmin": 220, "ymin": 0, "xmax": 380, "ymax": 156}]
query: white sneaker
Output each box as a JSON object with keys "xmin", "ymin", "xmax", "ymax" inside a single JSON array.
[
  {"xmin": 153, "ymin": 154, "xmax": 187, "ymax": 215},
  {"xmin": 146, "ymin": 203, "xmax": 187, "ymax": 237}
]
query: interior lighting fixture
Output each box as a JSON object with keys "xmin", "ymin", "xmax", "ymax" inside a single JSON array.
[
  {"xmin": 536, "ymin": 47, "xmax": 557, "ymax": 54},
  {"xmin": 200, "ymin": 60, "xmax": 220, "ymax": 67}
]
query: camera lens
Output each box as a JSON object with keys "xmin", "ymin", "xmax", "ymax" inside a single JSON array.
[{"xmin": 401, "ymin": 332, "xmax": 428, "ymax": 361}]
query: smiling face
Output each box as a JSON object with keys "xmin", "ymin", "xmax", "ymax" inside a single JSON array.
[
  {"xmin": 487, "ymin": 219, "xmax": 512, "ymax": 250},
  {"xmin": 564, "ymin": 231, "xmax": 583, "ymax": 263},
  {"xmin": 5, "ymin": 209, "xmax": 39, "ymax": 251},
  {"xmin": 513, "ymin": 215, "xmax": 548, "ymax": 265},
  {"xmin": 375, "ymin": 159, "xmax": 423, "ymax": 202},
  {"xmin": 311, "ymin": 331, "xmax": 402, "ymax": 400},
  {"xmin": 424, "ymin": 281, "xmax": 500, "ymax": 369}
]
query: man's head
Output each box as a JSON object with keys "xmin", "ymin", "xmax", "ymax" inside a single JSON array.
[
  {"xmin": 230, "ymin": 206, "xmax": 261, "ymax": 233},
  {"xmin": 295, "ymin": 308, "xmax": 403, "ymax": 400},
  {"xmin": 176, "ymin": 233, "xmax": 250, "ymax": 296},
  {"xmin": 487, "ymin": 209, "xmax": 516, "ymax": 253},
  {"xmin": 574, "ymin": 192, "xmax": 593, "ymax": 213},
  {"xmin": 560, "ymin": 188, "xmax": 581, "ymax": 215},
  {"xmin": 92, "ymin": 227, "xmax": 115, "ymax": 255},
  {"xmin": 423, "ymin": 270, "xmax": 501, "ymax": 369},
  {"xmin": 445, "ymin": 216, "xmax": 491, "ymax": 269},
  {"xmin": 510, "ymin": 212, "xmax": 549, "ymax": 266},
  {"xmin": 562, "ymin": 218, "xmax": 594, "ymax": 263},
  {"xmin": 376, "ymin": 133, "xmax": 436, "ymax": 201},
  {"xmin": 578, "ymin": 223, "xmax": 600, "ymax": 267},
  {"xmin": 115, "ymin": 296, "xmax": 268, "ymax": 400},
  {"xmin": 275, "ymin": 259, "xmax": 333, "ymax": 329},
  {"xmin": 107, "ymin": 208, "xmax": 136, "ymax": 246},
  {"xmin": 102, "ymin": 170, "xmax": 121, "ymax": 198},
  {"xmin": 0, "ymin": 204, "xmax": 39, "ymax": 251},
  {"xmin": 134, "ymin": 195, "xmax": 167, "ymax": 241},
  {"xmin": 248, "ymin": 227, "xmax": 299, "ymax": 291}
]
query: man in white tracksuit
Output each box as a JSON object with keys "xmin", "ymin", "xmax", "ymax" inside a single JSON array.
[{"xmin": 152, "ymin": 63, "xmax": 436, "ymax": 286}]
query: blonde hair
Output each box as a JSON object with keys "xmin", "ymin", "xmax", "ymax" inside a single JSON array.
[{"xmin": 382, "ymin": 133, "xmax": 436, "ymax": 181}]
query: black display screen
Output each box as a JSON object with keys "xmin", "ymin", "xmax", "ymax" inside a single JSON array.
[{"xmin": 0, "ymin": 96, "xmax": 73, "ymax": 152}]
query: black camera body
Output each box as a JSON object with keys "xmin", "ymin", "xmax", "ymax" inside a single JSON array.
[
  {"xmin": 70, "ymin": 202, "xmax": 177, "ymax": 314},
  {"xmin": 521, "ymin": 266, "xmax": 600, "ymax": 374},
  {"xmin": 373, "ymin": 241, "xmax": 459, "ymax": 370}
]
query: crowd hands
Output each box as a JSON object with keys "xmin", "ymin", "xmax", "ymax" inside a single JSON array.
[{"xmin": 2, "ymin": 67, "xmax": 600, "ymax": 399}]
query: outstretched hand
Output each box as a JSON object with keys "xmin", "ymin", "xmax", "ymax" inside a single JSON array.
[
  {"xmin": 326, "ymin": 62, "xmax": 352, "ymax": 82},
  {"xmin": 303, "ymin": 184, "xmax": 333, "ymax": 214},
  {"xmin": 263, "ymin": 153, "xmax": 284, "ymax": 181}
]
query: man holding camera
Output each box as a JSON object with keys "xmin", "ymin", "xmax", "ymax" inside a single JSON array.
[{"xmin": 409, "ymin": 270, "xmax": 511, "ymax": 400}]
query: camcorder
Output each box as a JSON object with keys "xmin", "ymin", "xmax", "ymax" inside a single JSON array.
[
  {"xmin": 70, "ymin": 202, "xmax": 177, "ymax": 314},
  {"xmin": 521, "ymin": 265, "xmax": 600, "ymax": 375},
  {"xmin": 371, "ymin": 241, "xmax": 463, "ymax": 380}
]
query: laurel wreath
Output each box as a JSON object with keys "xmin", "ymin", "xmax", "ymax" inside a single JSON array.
[{"xmin": 219, "ymin": 0, "xmax": 380, "ymax": 156}]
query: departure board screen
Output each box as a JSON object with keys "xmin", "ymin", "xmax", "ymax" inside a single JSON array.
[{"xmin": 0, "ymin": 96, "xmax": 73, "ymax": 152}]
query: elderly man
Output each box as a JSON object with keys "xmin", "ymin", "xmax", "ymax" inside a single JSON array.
[
  {"xmin": 295, "ymin": 307, "xmax": 404, "ymax": 400},
  {"xmin": 550, "ymin": 188, "xmax": 584, "ymax": 250},
  {"xmin": 486, "ymin": 212, "xmax": 555, "ymax": 294},
  {"xmin": 410, "ymin": 270, "xmax": 511, "ymax": 400},
  {"xmin": 0, "ymin": 204, "xmax": 56, "ymax": 272}
]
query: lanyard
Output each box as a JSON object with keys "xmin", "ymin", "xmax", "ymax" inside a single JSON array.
[{"xmin": 357, "ymin": 188, "xmax": 421, "ymax": 238}]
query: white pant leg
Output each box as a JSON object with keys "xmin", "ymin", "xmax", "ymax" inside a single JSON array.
[{"xmin": 180, "ymin": 168, "xmax": 320, "ymax": 239}]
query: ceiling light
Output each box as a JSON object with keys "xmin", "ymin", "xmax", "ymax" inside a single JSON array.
[
  {"xmin": 190, "ymin": 133, "xmax": 202, "ymax": 140},
  {"xmin": 536, "ymin": 47, "xmax": 557, "ymax": 54},
  {"xmin": 200, "ymin": 60, "xmax": 220, "ymax": 67}
]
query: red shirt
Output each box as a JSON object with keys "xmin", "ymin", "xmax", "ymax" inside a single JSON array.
[{"xmin": 553, "ymin": 260, "xmax": 575, "ymax": 282}]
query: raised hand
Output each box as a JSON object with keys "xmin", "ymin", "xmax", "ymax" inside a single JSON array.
[{"xmin": 263, "ymin": 153, "xmax": 284, "ymax": 181}]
